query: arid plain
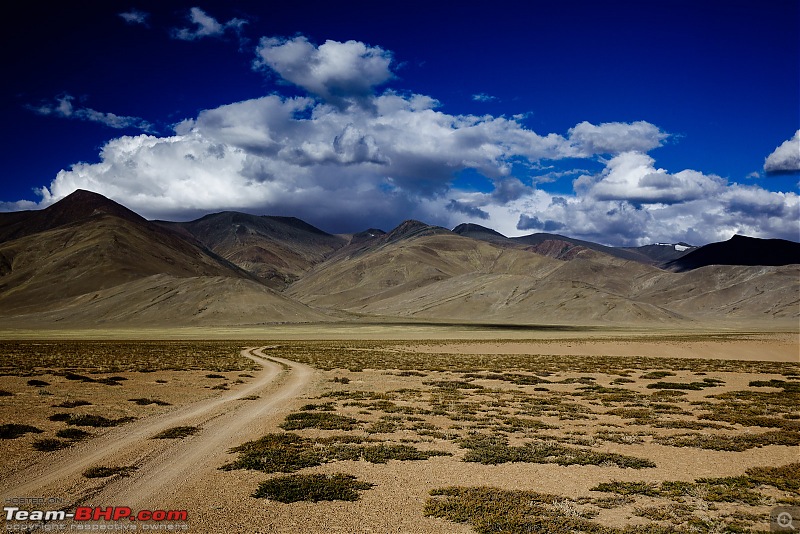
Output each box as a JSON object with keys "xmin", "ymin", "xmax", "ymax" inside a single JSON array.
[{"xmin": 1, "ymin": 326, "xmax": 798, "ymax": 533}]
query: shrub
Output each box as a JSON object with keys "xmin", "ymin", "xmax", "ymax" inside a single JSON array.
[
  {"xmin": 83, "ymin": 466, "xmax": 136, "ymax": 478},
  {"xmin": 68, "ymin": 414, "xmax": 135, "ymax": 427},
  {"xmin": 32, "ymin": 438, "xmax": 70, "ymax": 451},
  {"xmin": 52, "ymin": 400, "xmax": 92, "ymax": 408},
  {"xmin": 0, "ymin": 423, "xmax": 43, "ymax": 439},
  {"xmin": 128, "ymin": 398, "xmax": 171, "ymax": 406},
  {"xmin": 56, "ymin": 428, "xmax": 91, "ymax": 440},
  {"xmin": 253, "ymin": 474, "xmax": 373, "ymax": 502},
  {"xmin": 280, "ymin": 412, "xmax": 360, "ymax": 431},
  {"xmin": 151, "ymin": 426, "xmax": 199, "ymax": 439}
]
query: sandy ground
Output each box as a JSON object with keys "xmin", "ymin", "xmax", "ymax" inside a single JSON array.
[
  {"xmin": 0, "ymin": 348, "xmax": 319, "ymax": 532},
  {"xmin": 407, "ymin": 333, "xmax": 800, "ymax": 362},
  {"xmin": 1, "ymin": 334, "xmax": 798, "ymax": 533}
]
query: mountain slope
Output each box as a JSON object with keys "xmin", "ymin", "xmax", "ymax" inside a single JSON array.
[
  {"xmin": 289, "ymin": 220, "xmax": 799, "ymax": 324},
  {"xmin": 0, "ymin": 191, "xmax": 329, "ymax": 325},
  {"xmin": 666, "ymin": 234, "xmax": 800, "ymax": 271},
  {"xmin": 286, "ymin": 221, "xmax": 564, "ymax": 310},
  {"xmin": 160, "ymin": 212, "xmax": 347, "ymax": 288}
]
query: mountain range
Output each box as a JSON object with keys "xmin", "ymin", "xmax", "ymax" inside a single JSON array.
[{"xmin": 0, "ymin": 189, "xmax": 797, "ymax": 328}]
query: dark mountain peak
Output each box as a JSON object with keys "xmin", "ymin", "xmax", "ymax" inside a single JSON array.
[
  {"xmin": 452, "ymin": 223, "xmax": 507, "ymax": 239},
  {"xmin": 386, "ymin": 220, "xmax": 450, "ymax": 242},
  {"xmin": 357, "ymin": 228, "xmax": 387, "ymax": 238},
  {"xmin": 261, "ymin": 216, "xmax": 332, "ymax": 236},
  {"xmin": 667, "ymin": 234, "xmax": 800, "ymax": 272},
  {"xmin": 47, "ymin": 189, "xmax": 146, "ymax": 224},
  {"xmin": 349, "ymin": 228, "xmax": 387, "ymax": 246},
  {"xmin": 0, "ymin": 189, "xmax": 146, "ymax": 244}
]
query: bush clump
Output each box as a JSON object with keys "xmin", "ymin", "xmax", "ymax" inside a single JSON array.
[
  {"xmin": 253, "ymin": 473, "xmax": 373, "ymax": 502},
  {"xmin": 151, "ymin": 426, "xmax": 200, "ymax": 439},
  {"xmin": 0, "ymin": 423, "xmax": 43, "ymax": 439},
  {"xmin": 83, "ymin": 465, "xmax": 136, "ymax": 478}
]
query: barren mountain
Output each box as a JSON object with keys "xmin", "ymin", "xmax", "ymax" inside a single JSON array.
[
  {"xmin": 453, "ymin": 224, "xmax": 696, "ymax": 266},
  {"xmin": 159, "ymin": 212, "xmax": 347, "ymax": 289},
  {"xmin": 1, "ymin": 192, "xmax": 797, "ymax": 328},
  {"xmin": 286, "ymin": 221, "xmax": 563, "ymax": 311},
  {"xmin": 288, "ymin": 220, "xmax": 799, "ymax": 324},
  {"xmin": 0, "ymin": 190, "xmax": 329, "ymax": 325},
  {"xmin": 666, "ymin": 234, "xmax": 800, "ymax": 271}
]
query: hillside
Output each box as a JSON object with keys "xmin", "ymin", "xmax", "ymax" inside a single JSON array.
[
  {"xmin": 666, "ymin": 234, "xmax": 800, "ymax": 271},
  {"xmin": 0, "ymin": 191, "xmax": 797, "ymax": 328},
  {"xmin": 0, "ymin": 191, "xmax": 331, "ymax": 325},
  {"xmin": 159, "ymin": 212, "xmax": 347, "ymax": 289}
]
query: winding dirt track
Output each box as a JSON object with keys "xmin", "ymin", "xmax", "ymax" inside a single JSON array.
[{"xmin": 0, "ymin": 348, "xmax": 314, "ymax": 531}]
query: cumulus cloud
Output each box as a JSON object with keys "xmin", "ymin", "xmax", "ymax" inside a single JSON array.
[
  {"xmin": 29, "ymin": 95, "xmax": 153, "ymax": 132},
  {"xmin": 119, "ymin": 9, "xmax": 149, "ymax": 26},
  {"xmin": 577, "ymin": 151, "xmax": 726, "ymax": 204},
  {"xmin": 567, "ymin": 121, "xmax": 669, "ymax": 156},
  {"xmin": 8, "ymin": 35, "xmax": 798, "ymax": 245},
  {"xmin": 764, "ymin": 130, "xmax": 800, "ymax": 174},
  {"xmin": 254, "ymin": 36, "xmax": 393, "ymax": 109},
  {"xmin": 172, "ymin": 7, "xmax": 246, "ymax": 41}
]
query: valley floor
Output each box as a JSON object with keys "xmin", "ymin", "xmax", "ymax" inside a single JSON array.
[{"xmin": 0, "ymin": 330, "xmax": 797, "ymax": 532}]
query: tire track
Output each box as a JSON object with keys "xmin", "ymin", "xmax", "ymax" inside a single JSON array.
[{"xmin": 0, "ymin": 348, "xmax": 313, "ymax": 513}]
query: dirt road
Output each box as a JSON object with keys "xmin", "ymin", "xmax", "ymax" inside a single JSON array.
[{"xmin": 0, "ymin": 347, "xmax": 315, "ymax": 531}]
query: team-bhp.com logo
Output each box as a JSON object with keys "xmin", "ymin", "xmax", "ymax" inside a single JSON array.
[{"xmin": 5, "ymin": 506, "xmax": 188, "ymax": 530}]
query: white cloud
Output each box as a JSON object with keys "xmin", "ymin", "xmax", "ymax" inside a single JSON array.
[
  {"xmin": 567, "ymin": 121, "xmax": 669, "ymax": 156},
  {"xmin": 172, "ymin": 7, "xmax": 246, "ymax": 41},
  {"xmin": 119, "ymin": 9, "xmax": 149, "ymax": 26},
  {"xmin": 29, "ymin": 95, "xmax": 153, "ymax": 132},
  {"xmin": 764, "ymin": 130, "xmax": 800, "ymax": 174},
  {"xmin": 579, "ymin": 151, "xmax": 726, "ymax": 204},
  {"xmin": 255, "ymin": 36, "xmax": 393, "ymax": 109},
  {"xmin": 8, "ymin": 35, "xmax": 798, "ymax": 246},
  {"xmin": 472, "ymin": 93, "xmax": 498, "ymax": 102}
]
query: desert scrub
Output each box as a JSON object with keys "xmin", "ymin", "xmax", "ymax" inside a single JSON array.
[
  {"xmin": 358, "ymin": 443, "xmax": 450, "ymax": 463},
  {"xmin": 655, "ymin": 430, "xmax": 800, "ymax": 451},
  {"xmin": 26, "ymin": 379, "xmax": 50, "ymax": 387},
  {"xmin": 424, "ymin": 486, "xmax": 650, "ymax": 534},
  {"xmin": 128, "ymin": 398, "xmax": 171, "ymax": 406},
  {"xmin": 0, "ymin": 341, "xmax": 256, "ymax": 374},
  {"xmin": 253, "ymin": 473, "xmax": 373, "ymax": 502},
  {"xmin": 640, "ymin": 371, "xmax": 676, "ymax": 380},
  {"xmin": 221, "ymin": 433, "xmax": 322, "ymax": 473},
  {"xmin": 459, "ymin": 434, "xmax": 655, "ymax": 469},
  {"xmin": 745, "ymin": 463, "xmax": 800, "ymax": 492},
  {"xmin": 221, "ymin": 432, "xmax": 450, "ymax": 473},
  {"xmin": 280, "ymin": 412, "xmax": 360, "ymax": 431},
  {"xmin": 56, "ymin": 428, "xmax": 91, "ymax": 441},
  {"xmin": 83, "ymin": 465, "xmax": 136, "ymax": 478},
  {"xmin": 0, "ymin": 423, "xmax": 43, "ymax": 439},
  {"xmin": 695, "ymin": 386, "xmax": 800, "ymax": 430},
  {"xmin": 259, "ymin": 339, "xmax": 798, "ymax": 376},
  {"xmin": 31, "ymin": 438, "xmax": 70, "ymax": 451},
  {"xmin": 645, "ymin": 380, "xmax": 722, "ymax": 390},
  {"xmin": 66, "ymin": 414, "xmax": 136, "ymax": 427},
  {"xmin": 151, "ymin": 426, "xmax": 200, "ymax": 439},
  {"xmin": 590, "ymin": 470, "xmax": 796, "ymax": 506},
  {"xmin": 52, "ymin": 399, "xmax": 92, "ymax": 408}
]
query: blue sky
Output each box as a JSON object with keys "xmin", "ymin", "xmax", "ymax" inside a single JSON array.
[{"xmin": 2, "ymin": 0, "xmax": 798, "ymax": 245}]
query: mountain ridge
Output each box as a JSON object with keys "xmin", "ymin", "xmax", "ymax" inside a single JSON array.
[{"xmin": 0, "ymin": 191, "xmax": 797, "ymax": 327}]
